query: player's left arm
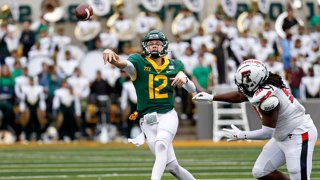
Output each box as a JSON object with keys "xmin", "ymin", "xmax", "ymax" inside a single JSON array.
[
  {"xmin": 222, "ymin": 96, "xmax": 279, "ymax": 141},
  {"xmin": 260, "ymin": 96, "xmax": 280, "ymax": 128},
  {"xmin": 171, "ymin": 71, "xmax": 196, "ymax": 93}
]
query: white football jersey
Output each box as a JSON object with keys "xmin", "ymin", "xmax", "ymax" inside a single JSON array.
[{"xmin": 248, "ymin": 85, "xmax": 313, "ymax": 141}]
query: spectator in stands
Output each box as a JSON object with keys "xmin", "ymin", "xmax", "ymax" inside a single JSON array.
[
  {"xmin": 191, "ymin": 27, "xmax": 214, "ymax": 53},
  {"xmin": 4, "ymin": 25, "xmax": 19, "ymax": 53},
  {"xmin": 38, "ymin": 63, "xmax": 62, "ymax": 124},
  {"xmin": 19, "ymin": 21, "xmax": 36, "ymax": 58},
  {"xmin": 213, "ymin": 24, "xmax": 228, "ymax": 83},
  {"xmin": 52, "ymin": 27, "xmax": 71, "ymax": 51},
  {"xmin": 192, "ymin": 51, "xmax": 212, "ymax": 92},
  {"xmin": 0, "ymin": 65, "xmax": 19, "ymax": 137},
  {"xmin": 120, "ymin": 74, "xmax": 138, "ymax": 138},
  {"xmin": 287, "ymin": 57, "xmax": 305, "ymax": 98},
  {"xmin": 252, "ymin": 37, "xmax": 274, "ymax": 62},
  {"xmin": 11, "ymin": 60, "xmax": 23, "ymax": 80},
  {"xmin": 99, "ymin": 26, "xmax": 119, "ymax": 50},
  {"xmin": 282, "ymin": 7, "xmax": 298, "ymax": 32},
  {"xmin": 167, "ymin": 35, "xmax": 189, "ymax": 59},
  {"xmin": 0, "ymin": 21, "xmax": 10, "ymax": 64},
  {"xmin": 292, "ymin": 26, "xmax": 312, "ymax": 50},
  {"xmin": 314, "ymin": 58, "xmax": 320, "ymax": 77},
  {"xmin": 53, "ymin": 80, "xmax": 81, "ymax": 142},
  {"xmin": 28, "ymin": 42, "xmax": 50, "ymax": 59},
  {"xmin": 262, "ymin": 22, "xmax": 278, "ymax": 53},
  {"xmin": 300, "ymin": 67, "xmax": 320, "ymax": 99},
  {"xmin": 310, "ymin": 5, "xmax": 320, "ymax": 27},
  {"xmin": 281, "ymin": 31, "xmax": 292, "ymax": 71},
  {"xmin": 88, "ymin": 70, "xmax": 112, "ymax": 138},
  {"xmin": 19, "ymin": 76, "xmax": 46, "ymax": 142},
  {"xmin": 4, "ymin": 50, "xmax": 27, "ymax": 72},
  {"xmin": 67, "ymin": 67, "xmax": 90, "ymax": 135},
  {"xmin": 57, "ymin": 50, "xmax": 79, "ymax": 78}
]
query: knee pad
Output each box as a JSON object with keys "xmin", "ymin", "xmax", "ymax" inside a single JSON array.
[
  {"xmin": 166, "ymin": 160, "xmax": 180, "ymax": 176},
  {"xmin": 166, "ymin": 160, "xmax": 179, "ymax": 172},
  {"xmin": 252, "ymin": 161, "xmax": 275, "ymax": 178},
  {"xmin": 155, "ymin": 139, "xmax": 168, "ymax": 154}
]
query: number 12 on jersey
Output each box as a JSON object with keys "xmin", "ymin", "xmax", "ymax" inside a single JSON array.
[{"xmin": 148, "ymin": 74, "xmax": 168, "ymax": 99}]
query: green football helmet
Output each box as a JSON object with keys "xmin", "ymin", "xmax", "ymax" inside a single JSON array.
[{"xmin": 142, "ymin": 30, "xmax": 168, "ymax": 58}]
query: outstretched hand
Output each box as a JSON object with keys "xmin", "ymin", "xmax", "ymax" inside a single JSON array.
[
  {"xmin": 222, "ymin": 124, "xmax": 244, "ymax": 141},
  {"xmin": 192, "ymin": 92, "xmax": 214, "ymax": 101},
  {"xmin": 103, "ymin": 49, "xmax": 119, "ymax": 65}
]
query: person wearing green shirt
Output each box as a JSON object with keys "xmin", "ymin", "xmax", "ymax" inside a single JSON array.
[{"xmin": 103, "ymin": 30, "xmax": 196, "ymax": 180}]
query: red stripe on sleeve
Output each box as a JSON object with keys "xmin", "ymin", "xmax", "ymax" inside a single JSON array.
[{"xmin": 302, "ymin": 132, "xmax": 309, "ymax": 142}]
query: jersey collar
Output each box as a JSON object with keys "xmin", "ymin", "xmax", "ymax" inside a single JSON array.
[{"xmin": 145, "ymin": 56, "xmax": 169, "ymax": 73}]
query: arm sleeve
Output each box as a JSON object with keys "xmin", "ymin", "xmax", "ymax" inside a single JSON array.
[
  {"xmin": 122, "ymin": 61, "xmax": 136, "ymax": 81},
  {"xmin": 240, "ymin": 125, "xmax": 274, "ymax": 140}
]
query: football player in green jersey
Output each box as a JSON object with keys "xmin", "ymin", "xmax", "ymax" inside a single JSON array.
[{"xmin": 103, "ymin": 30, "xmax": 196, "ymax": 180}]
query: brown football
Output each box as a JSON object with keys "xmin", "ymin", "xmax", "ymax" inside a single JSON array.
[{"xmin": 75, "ymin": 3, "xmax": 93, "ymax": 21}]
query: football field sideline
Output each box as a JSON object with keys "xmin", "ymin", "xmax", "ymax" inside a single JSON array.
[{"xmin": 0, "ymin": 141, "xmax": 319, "ymax": 180}]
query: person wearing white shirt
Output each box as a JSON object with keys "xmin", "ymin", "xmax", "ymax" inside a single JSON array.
[
  {"xmin": 262, "ymin": 22, "xmax": 278, "ymax": 48},
  {"xmin": 175, "ymin": 8, "xmax": 195, "ymax": 41},
  {"xmin": 180, "ymin": 46, "xmax": 198, "ymax": 76},
  {"xmin": 243, "ymin": 10, "xmax": 264, "ymax": 38},
  {"xmin": 67, "ymin": 68, "xmax": 90, "ymax": 100},
  {"xmin": 167, "ymin": 35, "xmax": 189, "ymax": 59},
  {"xmin": 191, "ymin": 27, "xmax": 214, "ymax": 53},
  {"xmin": 135, "ymin": 12, "xmax": 159, "ymax": 35},
  {"xmin": 51, "ymin": 27, "xmax": 71, "ymax": 51},
  {"xmin": 19, "ymin": 77, "xmax": 46, "ymax": 142},
  {"xmin": 4, "ymin": 25, "xmax": 19, "ymax": 52},
  {"xmin": 300, "ymin": 68, "xmax": 320, "ymax": 100},
  {"xmin": 101, "ymin": 64, "xmax": 121, "ymax": 88},
  {"xmin": 222, "ymin": 16, "xmax": 237, "ymax": 40},
  {"xmin": 53, "ymin": 80, "xmax": 81, "ymax": 141},
  {"xmin": 290, "ymin": 39, "xmax": 311, "ymax": 74},
  {"xmin": 57, "ymin": 50, "xmax": 79, "ymax": 78},
  {"xmin": 15, "ymin": 68, "xmax": 39, "ymax": 100},
  {"xmin": 291, "ymin": 26, "xmax": 312, "ymax": 51},
  {"xmin": 4, "ymin": 50, "xmax": 27, "ymax": 72},
  {"xmin": 314, "ymin": 58, "xmax": 320, "ymax": 77},
  {"xmin": 230, "ymin": 30, "xmax": 256, "ymax": 64},
  {"xmin": 253, "ymin": 38, "xmax": 274, "ymax": 62},
  {"xmin": 99, "ymin": 27, "xmax": 119, "ymax": 50},
  {"xmin": 28, "ymin": 42, "xmax": 50, "ymax": 59}
]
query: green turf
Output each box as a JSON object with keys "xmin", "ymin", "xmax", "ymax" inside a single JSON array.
[{"xmin": 0, "ymin": 144, "xmax": 319, "ymax": 180}]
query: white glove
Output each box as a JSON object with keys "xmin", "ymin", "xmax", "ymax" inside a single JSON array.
[
  {"xmin": 222, "ymin": 124, "xmax": 245, "ymax": 141},
  {"xmin": 128, "ymin": 132, "xmax": 145, "ymax": 147},
  {"xmin": 192, "ymin": 92, "xmax": 214, "ymax": 101}
]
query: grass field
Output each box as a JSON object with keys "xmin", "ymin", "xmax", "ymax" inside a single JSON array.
[{"xmin": 0, "ymin": 141, "xmax": 319, "ymax": 180}]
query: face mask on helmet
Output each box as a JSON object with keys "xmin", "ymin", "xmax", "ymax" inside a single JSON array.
[
  {"xmin": 234, "ymin": 59, "xmax": 269, "ymax": 97},
  {"xmin": 142, "ymin": 30, "xmax": 168, "ymax": 58}
]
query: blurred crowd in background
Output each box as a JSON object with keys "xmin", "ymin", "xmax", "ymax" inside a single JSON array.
[{"xmin": 0, "ymin": 0, "xmax": 320, "ymax": 144}]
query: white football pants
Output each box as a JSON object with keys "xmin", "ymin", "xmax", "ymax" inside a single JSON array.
[{"xmin": 252, "ymin": 124, "xmax": 318, "ymax": 180}]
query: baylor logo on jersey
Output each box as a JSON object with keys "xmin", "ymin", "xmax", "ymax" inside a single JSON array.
[{"xmin": 144, "ymin": 66, "xmax": 152, "ymax": 71}]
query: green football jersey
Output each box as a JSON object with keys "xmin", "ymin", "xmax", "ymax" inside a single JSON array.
[{"xmin": 128, "ymin": 53, "xmax": 184, "ymax": 116}]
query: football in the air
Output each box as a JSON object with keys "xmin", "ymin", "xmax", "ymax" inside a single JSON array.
[{"xmin": 75, "ymin": 3, "xmax": 93, "ymax": 21}]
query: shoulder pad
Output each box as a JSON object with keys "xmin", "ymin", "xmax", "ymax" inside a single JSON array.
[
  {"xmin": 259, "ymin": 96, "xmax": 280, "ymax": 112},
  {"xmin": 250, "ymin": 86, "xmax": 275, "ymax": 105}
]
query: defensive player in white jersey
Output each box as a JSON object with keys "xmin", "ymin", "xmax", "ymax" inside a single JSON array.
[{"xmin": 193, "ymin": 59, "xmax": 317, "ymax": 180}]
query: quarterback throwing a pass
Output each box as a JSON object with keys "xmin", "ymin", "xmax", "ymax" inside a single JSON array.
[
  {"xmin": 193, "ymin": 59, "xmax": 317, "ymax": 180},
  {"xmin": 103, "ymin": 30, "xmax": 196, "ymax": 180}
]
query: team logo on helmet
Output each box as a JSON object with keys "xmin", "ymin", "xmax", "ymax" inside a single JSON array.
[{"xmin": 235, "ymin": 59, "xmax": 269, "ymax": 97}]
